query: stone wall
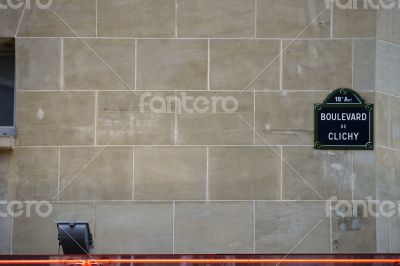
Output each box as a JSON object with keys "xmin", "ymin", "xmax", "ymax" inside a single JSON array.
[
  {"xmin": 375, "ymin": 0, "xmax": 400, "ymax": 253},
  {"xmin": 0, "ymin": 0, "xmax": 392, "ymax": 254}
]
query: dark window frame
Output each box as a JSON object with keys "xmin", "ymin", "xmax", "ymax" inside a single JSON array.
[{"xmin": 0, "ymin": 37, "xmax": 16, "ymax": 136}]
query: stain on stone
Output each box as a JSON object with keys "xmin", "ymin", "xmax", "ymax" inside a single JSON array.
[
  {"xmin": 351, "ymin": 217, "xmax": 362, "ymax": 230},
  {"xmin": 333, "ymin": 239, "xmax": 339, "ymax": 250},
  {"xmin": 336, "ymin": 205, "xmax": 365, "ymax": 232},
  {"xmin": 0, "ymin": 178, "xmax": 7, "ymax": 199},
  {"xmin": 330, "ymin": 162, "xmax": 344, "ymax": 171},
  {"xmin": 36, "ymin": 106, "xmax": 44, "ymax": 120}
]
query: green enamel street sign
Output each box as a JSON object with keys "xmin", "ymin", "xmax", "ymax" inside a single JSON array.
[{"xmin": 314, "ymin": 88, "xmax": 374, "ymax": 150}]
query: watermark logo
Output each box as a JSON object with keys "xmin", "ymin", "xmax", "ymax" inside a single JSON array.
[
  {"xmin": 327, "ymin": 0, "xmax": 400, "ymax": 10},
  {"xmin": 326, "ymin": 196, "xmax": 400, "ymax": 218},
  {"xmin": 0, "ymin": 201, "xmax": 53, "ymax": 218},
  {"xmin": 0, "ymin": 0, "xmax": 54, "ymax": 10},
  {"xmin": 139, "ymin": 92, "xmax": 239, "ymax": 114}
]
